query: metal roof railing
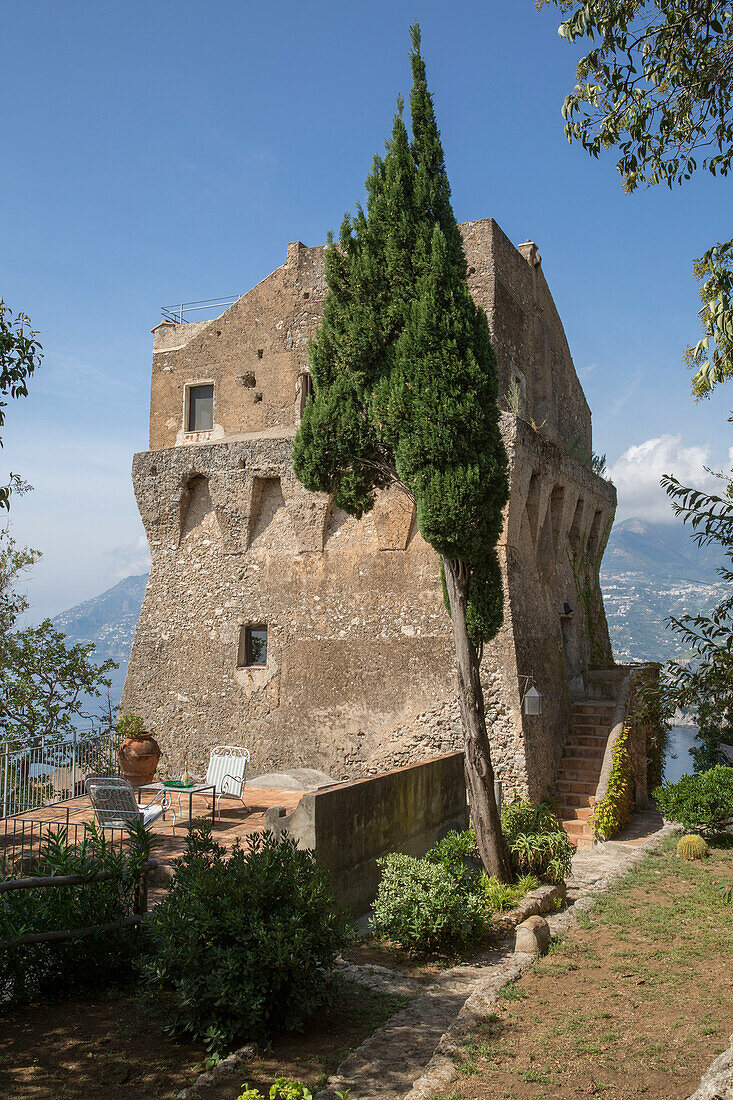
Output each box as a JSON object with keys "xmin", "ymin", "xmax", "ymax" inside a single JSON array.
[{"xmin": 161, "ymin": 295, "xmax": 240, "ymax": 324}]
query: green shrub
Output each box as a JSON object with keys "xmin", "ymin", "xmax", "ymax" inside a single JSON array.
[
  {"xmin": 653, "ymin": 766, "xmax": 733, "ymax": 834},
  {"xmin": 423, "ymin": 827, "xmax": 481, "ymax": 891},
  {"xmin": 372, "ymin": 852, "xmax": 486, "ymax": 955},
  {"xmin": 237, "ymin": 1081, "xmax": 313, "ymax": 1100},
  {"xmin": 269, "ymin": 1079, "xmax": 313, "ymax": 1100},
  {"xmin": 479, "ymin": 876, "xmax": 517, "ymax": 911},
  {"xmin": 424, "ymin": 827, "xmax": 479, "ymax": 869},
  {"xmin": 0, "ymin": 820, "xmax": 149, "ymax": 1006},
  {"xmin": 501, "ymin": 799, "xmax": 574, "ymax": 884},
  {"xmin": 143, "ymin": 823, "xmax": 347, "ymax": 1055}
]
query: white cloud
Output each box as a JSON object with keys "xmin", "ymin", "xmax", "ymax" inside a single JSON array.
[
  {"xmin": 105, "ymin": 535, "xmax": 150, "ymax": 580},
  {"xmin": 608, "ymin": 434, "xmax": 718, "ymax": 522}
]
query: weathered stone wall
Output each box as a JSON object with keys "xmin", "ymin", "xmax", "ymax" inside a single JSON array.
[
  {"xmin": 265, "ymin": 752, "xmax": 469, "ymax": 915},
  {"xmin": 122, "ymin": 218, "xmax": 617, "ymax": 802}
]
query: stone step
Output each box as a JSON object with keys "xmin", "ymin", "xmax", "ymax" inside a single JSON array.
[
  {"xmin": 562, "ymin": 745, "xmax": 606, "ymax": 761},
  {"xmin": 571, "ymin": 700, "xmax": 616, "ymax": 711},
  {"xmin": 555, "ymin": 805, "xmax": 592, "ymax": 822},
  {"xmin": 556, "ymin": 779, "xmax": 598, "ymax": 795},
  {"xmin": 554, "ymin": 791, "xmax": 591, "ymax": 808},
  {"xmin": 566, "ymin": 733, "xmax": 609, "ymax": 747},
  {"xmin": 560, "ymin": 819, "xmax": 588, "ymax": 837},
  {"xmin": 569, "ymin": 714, "xmax": 614, "ymax": 728},
  {"xmin": 559, "ymin": 768, "xmax": 601, "ymax": 786}
]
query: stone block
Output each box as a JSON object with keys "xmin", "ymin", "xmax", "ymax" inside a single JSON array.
[
  {"xmin": 515, "ymin": 914, "xmax": 551, "ymax": 955},
  {"xmin": 526, "ymin": 881, "xmax": 566, "ymax": 914}
]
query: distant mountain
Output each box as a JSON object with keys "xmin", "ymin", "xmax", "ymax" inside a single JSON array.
[
  {"xmin": 602, "ymin": 517, "xmax": 724, "ymax": 583},
  {"xmin": 601, "ymin": 518, "xmax": 726, "ymax": 663},
  {"xmin": 54, "ymin": 573, "xmax": 148, "ymax": 662}
]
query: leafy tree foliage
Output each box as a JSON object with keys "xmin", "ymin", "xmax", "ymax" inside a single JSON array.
[
  {"xmin": 293, "ymin": 26, "xmax": 510, "ymax": 878},
  {"xmin": 660, "ymin": 460, "xmax": 732, "ymax": 766},
  {"xmin": 0, "ymin": 527, "xmax": 116, "ymax": 751},
  {"xmin": 685, "ymin": 241, "xmax": 733, "ymax": 396},
  {"xmin": 537, "ymin": 1, "xmax": 733, "ymax": 395},
  {"xmin": 0, "ymin": 300, "xmax": 42, "ymax": 509}
]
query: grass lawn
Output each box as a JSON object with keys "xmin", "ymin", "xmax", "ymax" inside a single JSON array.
[
  {"xmin": 0, "ymin": 976, "xmax": 409, "ymax": 1099},
  {"xmin": 447, "ymin": 835, "xmax": 733, "ymax": 1100}
]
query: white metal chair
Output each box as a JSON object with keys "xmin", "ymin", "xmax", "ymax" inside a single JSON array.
[
  {"xmin": 86, "ymin": 775, "xmax": 175, "ymax": 832},
  {"xmin": 194, "ymin": 745, "xmax": 251, "ymax": 819}
]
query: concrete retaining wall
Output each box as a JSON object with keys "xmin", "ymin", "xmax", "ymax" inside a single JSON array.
[{"xmin": 265, "ymin": 752, "xmax": 468, "ymax": 915}]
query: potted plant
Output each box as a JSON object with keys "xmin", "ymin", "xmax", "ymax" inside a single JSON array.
[{"xmin": 116, "ymin": 713, "xmax": 161, "ymax": 790}]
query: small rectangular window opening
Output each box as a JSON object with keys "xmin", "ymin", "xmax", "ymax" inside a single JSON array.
[
  {"xmin": 187, "ymin": 384, "xmax": 214, "ymax": 432},
  {"xmin": 237, "ymin": 625, "xmax": 268, "ymax": 668}
]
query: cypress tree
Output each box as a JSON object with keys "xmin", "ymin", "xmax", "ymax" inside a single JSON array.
[{"xmin": 293, "ymin": 26, "xmax": 510, "ymax": 880}]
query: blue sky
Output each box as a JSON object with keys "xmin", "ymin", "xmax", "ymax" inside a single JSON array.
[{"xmin": 2, "ymin": 0, "xmax": 731, "ymax": 619}]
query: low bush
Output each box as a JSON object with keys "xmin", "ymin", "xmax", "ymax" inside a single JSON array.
[
  {"xmin": 143, "ymin": 822, "xmax": 348, "ymax": 1056},
  {"xmin": 479, "ymin": 871, "xmax": 540, "ymax": 912},
  {"xmin": 372, "ymin": 852, "xmax": 486, "ymax": 955},
  {"xmin": 653, "ymin": 766, "xmax": 733, "ymax": 834},
  {"xmin": 238, "ymin": 1080, "xmax": 313, "ymax": 1100},
  {"xmin": 501, "ymin": 799, "xmax": 574, "ymax": 884},
  {"xmin": 373, "ymin": 802, "xmax": 571, "ymax": 957},
  {"xmin": 0, "ymin": 820, "xmax": 149, "ymax": 1006}
]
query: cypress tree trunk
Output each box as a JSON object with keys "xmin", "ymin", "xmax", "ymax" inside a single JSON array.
[{"xmin": 442, "ymin": 555, "xmax": 512, "ymax": 882}]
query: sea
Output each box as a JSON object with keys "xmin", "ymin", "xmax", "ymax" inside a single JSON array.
[{"xmin": 664, "ymin": 725, "xmax": 698, "ymax": 784}]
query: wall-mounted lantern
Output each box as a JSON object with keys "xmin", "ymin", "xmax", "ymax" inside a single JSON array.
[{"xmin": 522, "ymin": 683, "xmax": 543, "ymax": 717}]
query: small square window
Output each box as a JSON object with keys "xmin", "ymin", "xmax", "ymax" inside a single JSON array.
[
  {"xmin": 187, "ymin": 384, "xmax": 214, "ymax": 432},
  {"xmin": 237, "ymin": 625, "xmax": 267, "ymax": 668}
]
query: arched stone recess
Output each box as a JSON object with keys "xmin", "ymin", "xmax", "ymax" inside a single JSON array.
[
  {"xmin": 505, "ymin": 457, "xmax": 534, "ymax": 549},
  {"xmin": 176, "ymin": 468, "xmax": 231, "ymax": 551},
  {"xmin": 523, "ymin": 470, "xmax": 543, "ymax": 548},
  {"xmin": 246, "ymin": 474, "xmax": 294, "ymax": 551},
  {"xmin": 567, "ymin": 493, "xmax": 586, "ymax": 556},
  {"xmin": 373, "ymin": 484, "xmax": 415, "ymax": 551},
  {"xmin": 280, "ymin": 477, "xmax": 330, "ymax": 553},
  {"xmin": 180, "ymin": 474, "xmax": 222, "ymax": 543},
  {"xmin": 549, "ymin": 485, "xmax": 565, "ymax": 561}
]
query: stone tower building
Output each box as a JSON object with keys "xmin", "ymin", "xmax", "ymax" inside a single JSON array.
[{"xmin": 121, "ymin": 218, "xmax": 617, "ymax": 802}]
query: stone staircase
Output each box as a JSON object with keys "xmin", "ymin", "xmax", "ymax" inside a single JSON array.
[{"xmin": 553, "ymin": 700, "xmax": 616, "ymax": 849}]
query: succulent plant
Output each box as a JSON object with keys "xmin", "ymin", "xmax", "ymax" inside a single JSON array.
[{"xmin": 676, "ymin": 834, "xmax": 709, "ymax": 861}]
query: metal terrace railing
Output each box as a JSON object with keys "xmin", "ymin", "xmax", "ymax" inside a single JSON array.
[
  {"xmin": 0, "ymin": 815, "xmax": 131, "ymax": 880},
  {"xmin": 161, "ymin": 295, "xmax": 241, "ymax": 324},
  {"xmin": 0, "ymin": 731, "xmax": 121, "ymax": 821}
]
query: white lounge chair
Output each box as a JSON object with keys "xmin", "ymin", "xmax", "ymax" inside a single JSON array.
[
  {"xmin": 193, "ymin": 745, "xmax": 251, "ymax": 819},
  {"xmin": 86, "ymin": 775, "xmax": 175, "ymax": 832}
]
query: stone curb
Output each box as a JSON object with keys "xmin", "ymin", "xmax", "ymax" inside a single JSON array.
[
  {"xmin": 685, "ymin": 1034, "xmax": 733, "ymax": 1099},
  {"xmin": 403, "ymin": 824, "xmax": 674, "ymax": 1100}
]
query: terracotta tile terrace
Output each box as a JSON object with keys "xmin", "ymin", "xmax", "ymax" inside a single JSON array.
[{"xmin": 1, "ymin": 786, "xmax": 305, "ymax": 890}]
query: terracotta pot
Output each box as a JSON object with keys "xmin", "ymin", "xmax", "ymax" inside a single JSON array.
[{"xmin": 118, "ymin": 732, "xmax": 161, "ymax": 790}]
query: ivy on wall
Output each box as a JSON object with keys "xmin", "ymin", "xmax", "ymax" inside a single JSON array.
[{"xmin": 591, "ymin": 723, "xmax": 634, "ymax": 841}]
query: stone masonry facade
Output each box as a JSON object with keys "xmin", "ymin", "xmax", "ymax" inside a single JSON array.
[{"xmin": 122, "ymin": 218, "xmax": 617, "ymax": 802}]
